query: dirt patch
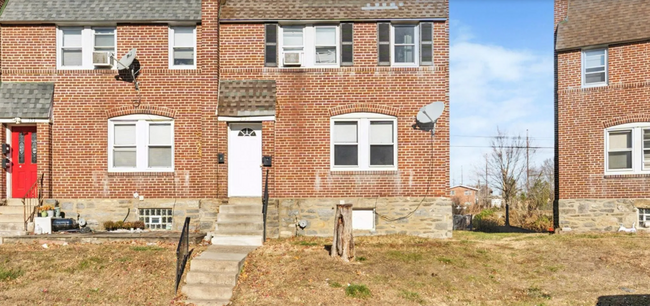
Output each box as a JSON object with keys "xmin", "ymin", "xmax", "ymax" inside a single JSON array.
[
  {"xmin": 0, "ymin": 241, "xmax": 207, "ymax": 306},
  {"xmin": 230, "ymin": 232, "xmax": 650, "ymax": 306}
]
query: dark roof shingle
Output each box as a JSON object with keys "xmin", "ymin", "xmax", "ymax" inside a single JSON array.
[
  {"xmin": 0, "ymin": 0, "xmax": 201, "ymax": 23},
  {"xmin": 0, "ymin": 83, "xmax": 54, "ymax": 119},
  {"xmin": 221, "ymin": 0, "xmax": 447, "ymax": 21},
  {"xmin": 218, "ymin": 81, "xmax": 276, "ymax": 117},
  {"xmin": 556, "ymin": 0, "xmax": 650, "ymax": 51}
]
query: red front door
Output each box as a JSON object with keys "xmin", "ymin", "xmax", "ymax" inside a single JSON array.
[{"xmin": 11, "ymin": 127, "xmax": 37, "ymax": 198}]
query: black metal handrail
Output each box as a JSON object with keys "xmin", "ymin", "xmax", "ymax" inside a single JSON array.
[
  {"xmin": 175, "ymin": 217, "xmax": 193, "ymax": 293},
  {"xmin": 262, "ymin": 168, "xmax": 270, "ymax": 242},
  {"xmin": 22, "ymin": 174, "xmax": 44, "ymax": 230}
]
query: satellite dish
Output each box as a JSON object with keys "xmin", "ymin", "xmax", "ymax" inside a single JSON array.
[
  {"xmin": 116, "ymin": 48, "xmax": 137, "ymax": 70},
  {"xmin": 414, "ymin": 102, "xmax": 445, "ymax": 133}
]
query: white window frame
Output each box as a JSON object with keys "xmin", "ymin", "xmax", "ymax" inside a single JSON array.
[
  {"xmin": 330, "ymin": 112, "xmax": 397, "ymax": 171},
  {"xmin": 391, "ymin": 23, "xmax": 419, "ymax": 67},
  {"xmin": 639, "ymin": 208, "xmax": 650, "ymax": 227},
  {"xmin": 604, "ymin": 123, "xmax": 650, "ymax": 175},
  {"xmin": 56, "ymin": 26, "xmax": 117, "ymax": 70},
  {"xmin": 108, "ymin": 114, "xmax": 174, "ymax": 172},
  {"xmin": 278, "ymin": 24, "xmax": 340, "ymax": 68},
  {"xmin": 582, "ymin": 47, "xmax": 608, "ymax": 88},
  {"xmin": 450, "ymin": 190, "xmax": 455, "ymax": 195},
  {"xmin": 168, "ymin": 26, "xmax": 197, "ymax": 69},
  {"xmin": 464, "ymin": 190, "xmax": 472, "ymax": 196}
]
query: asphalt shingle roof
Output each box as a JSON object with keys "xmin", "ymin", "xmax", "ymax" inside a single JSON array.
[
  {"xmin": 0, "ymin": 0, "xmax": 201, "ymax": 23},
  {"xmin": 218, "ymin": 81, "xmax": 276, "ymax": 117},
  {"xmin": 556, "ymin": 0, "xmax": 650, "ymax": 51},
  {"xmin": 220, "ymin": 0, "xmax": 448, "ymax": 21},
  {"xmin": 0, "ymin": 83, "xmax": 54, "ymax": 119}
]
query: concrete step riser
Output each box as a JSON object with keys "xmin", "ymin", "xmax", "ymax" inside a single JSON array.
[
  {"xmin": 0, "ymin": 214, "xmax": 25, "ymax": 223},
  {"xmin": 182, "ymin": 285, "xmax": 233, "ymax": 300},
  {"xmin": 0, "ymin": 206, "xmax": 27, "ymax": 214},
  {"xmin": 211, "ymin": 236, "xmax": 263, "ymax": 246},
  {"xmin": 227, "ymin": 197, "xmax": 263, "ymax": 205},
  {"xmin": 190, "ymin": 259, "xmax": 241, "ymax": 273},
  {"xmin": 0, "ymin": 223, "xmax": 24, "ymax": 231},
  {"xmin": 183, "ymin": 299, "xmax": 230, "ymax": 306},
  {"xmin": 216, "ymin": 222, "xmax": 264, "ymax": 232},
  {"xmin": 186, "ymin": 272, "xmax": 236, "ymax": 286},
  {"xmin": 0, "ymin": 230, "xmax": 27, "ymax": 237},
  {"xmin": 219, "ymin": 205, "xmax": 263, "ymax": 214},
  {"xmin": 5, "ymin": 199, "xmax": 23, "ymax": 206},
  {"xmin": 217, "ymin": 214, "xmax": 263, "ymax": 223}
]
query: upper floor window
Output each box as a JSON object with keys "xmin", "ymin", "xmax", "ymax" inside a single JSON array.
[
  {"xmin": 582, "ymin": 48, "xmax": 607, "ymax": 87},
  {"xmin": 464, "ymin": 190, "xmax": 472, "ymax": 196},
  {"xmin": 57, "ymin": 26, "xmax": 116, "ymax": 69},
  {"xmin": 331, "ymin": 113, "xmax": 397, "ymax": 171},
  {"xmin": 108, "ymin": 114, "xmax": 174, "ymax": 172},
  {"xmin": 378, "ymin": 22, "xmax": 433, "ymax": 67},
  {"xmin": 277, "ymin": 25, "xmax": 343, "ymax": 68},
  {"xmin": 450, "ymin": 190, "xmax": 455, "ymax": 195},
  {"xmin": 605, "ymin": 123, "xmax": 650, "ymax": 175},
  {"xmin": 169, "ymin": 26, "xmax": 196, "ymax": 69}
]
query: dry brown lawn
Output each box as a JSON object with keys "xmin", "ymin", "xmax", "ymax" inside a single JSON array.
[
  {"xmin": 231, "ymin": 232, "xmax": 650, "ymax": 306},
  {"xmin": 0, "ymin": 240, "xmax": 207, "ymax": 306}
]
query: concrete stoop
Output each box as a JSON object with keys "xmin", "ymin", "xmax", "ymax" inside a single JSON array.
[
  {"xmin": 182, "ymin": 245, "xmax": 258, "ymax": 306},
  {"xmin": 0, "ymin": 200, "xmax": 29, "ymax": 242},
  {"xmin": 210, "ymin": 197, "xmax": 264, "ymax": 246}
]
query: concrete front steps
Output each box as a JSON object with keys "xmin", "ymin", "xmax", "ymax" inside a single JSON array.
[
  {"xmin": 211, "ymin": 197, "xmax": 264, "ymax": 247},
  {"xmin": 182, "ymin": 245, "xmax": 258, "ymax": 306},
  {"xmin": 0, "ymin": 199, "xmax": 28, "ymax": 241}
]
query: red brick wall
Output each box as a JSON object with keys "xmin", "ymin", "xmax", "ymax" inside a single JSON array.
[
  {"xmin": 450, "ymin": 186, "xmax": 477, "ymax": 205},
  {"xmin": 0, "ymin": 1, "xmax": 220, "ymax": 199},
  {"xmin": 557, "ymin": 40, "xmax": 650, "ymax": 199},
  {"xmin": 0, "ymin": 124, "xmax": 5, "ymax": 200},
  {"xmin": 219, "ymin": 21, "xmax": 449, "ymax": 198},
  {"xmin": 554, "ymin": 0, "xmax": 569, "ymax": 27}
]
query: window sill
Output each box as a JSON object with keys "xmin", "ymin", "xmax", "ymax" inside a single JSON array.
[
  {"xmin": 582, "ymin": 83, "xmax": 608, "ymax": 89},
  {"xmin": 169, "ymin": 65, "xmax": 197, "ymax": 70},
  {"xmin": 604, "ymin": 173, "xmax": 650, "ymax": 179},
  {"xmin": 329, "ymin": 169, "xmax": 398, "ymax": 176},
  {"xmin": 107, "ymin": 171, "xmax": 175, "ymax": 177}
]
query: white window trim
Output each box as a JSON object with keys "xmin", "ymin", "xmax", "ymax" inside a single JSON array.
[
  {"xmin": 391, "ymin": 23, "xmax": 419, "ymax": 67},
  {"xmin": 581, "ymin": 47, "xmax": 608, "ymax": 88},
  {"xmin": 108, "ymin": 114, "xmax": 174, "ymax": 172},
  {"xmin": 639, "ymin": 208, "xmax": 650, "ymax": 227},
  {"xmin": 278, "ymin": 24, "xmax": 340, "ymax": 68},
  {"xmin": 604, "ymin": 123, "xmax": 650, "ymax": 175},
  {"xmin": 168, "ymin": 26, "xmax": 197, "ymax": 69},
  {"xmin": 330, "ymin": 112, "xmax": 398, "ymax": 171},
  {"xmin": 56, "ymin": 26, "xmax": 117, "ymax": 70}
]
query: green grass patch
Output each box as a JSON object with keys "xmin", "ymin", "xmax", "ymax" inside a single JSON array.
[
  {"xmin": 356, "ymin": 256, "xmax": 367, "ymax": 262},
  {"xmin": 329, "ymin": 281, "xmax": 342, "ymax": 288},
  {"xmin": 546, "ymin": 265, "xmax": 563, "ymax": 273},
  {"xmin": 295, "ymin": 241, "xmax": 318, "ymax": 246},
  {"xmin": 345, "ymin": 283, "xmax": 371, "ymax": 299},
  {"xmin": 78, "ymin": 256, "xmax": 106, "ymax": 270},
  {"xmin": 130, "ymin": 246, "xmax": 164, "ymax": 252},
  {"xmin": 527, "ymin": 286, "xmax": 552, "ymax": 300},
  {"xmin": 0, "ymin": 266, "xmax": 23, "ymax": 281},
  {"xmin": 400, "ymin": 289, "xmax": 425, "ymax": 304},
  {"xmin": 437, "ymin": 256, "xmax": 453, "ymax": 264},
  {"xmin": 387, "ymin": 251, "xmax": 423, "ymax": 262}
]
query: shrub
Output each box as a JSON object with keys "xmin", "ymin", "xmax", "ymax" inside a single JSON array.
[
  {"xmin": 473, "ymin": 209, "xmax": 504, "ymax": 232},
  {"xmin": 114, "ymin": 221, "xmax": 124, "ymax": 230},
  {"xmin": 133, "ymin": 220, "xmax": 145, "ymax": 230},
  {"xmin": 345, "ymin": 283, "xmax": 371, "ymax": 299},
  {"xmin": 103, "ymin": 221, "xmax": 115, "ymax": 231}
]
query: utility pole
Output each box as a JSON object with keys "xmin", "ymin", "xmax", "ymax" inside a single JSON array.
[
  {"xmin": 526, "ymin": 129, "xmax": 530, "ymax": 194},
  {"xmin": 485, "ymin": 154, "xmax": 488, "ymax": 207}
]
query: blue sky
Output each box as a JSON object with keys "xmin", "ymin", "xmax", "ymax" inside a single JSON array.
[{"xmin": 449, "ymin": 0, "xmax": 555, "ymax": 186}]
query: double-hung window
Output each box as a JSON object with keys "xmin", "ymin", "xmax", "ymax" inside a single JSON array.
[
  {"xmin": 109, "ymin": 115, "xmax": 174, "ymax": 172},
  {"xmin": 57, "ymin": 26, "xmax": 116, "ymax": 69},
  {"xmin": 639, "ymin": 208, "xmax": 650, "ymax": 227},
  {"xmin": 393, "ymin": 25, "xmax": 417, "ymax": 64},
  {"xmin": 378, "ymin": 22, "xmax": 433, "ymax": 67},
  {"xmin": 605, "ymin": 123, "xmax": 650, "ymax": 175},
  {"xmin": 331, "ymin": 113, "xmax": 397, "ymax": 171},
  {"xmin": 169, "ymin": 26, "xmax": 197, "ymax": 69},
  {"xmin": 582, "ymin": 48, "xmax": 607, "ymax": 87},
  {"xmin": 277, "ymin": 25, "xmax": 342, "ymax": 67},
  {"xmin": 464, "ymin": 190, "xmax": 472, "ymax": 196}
]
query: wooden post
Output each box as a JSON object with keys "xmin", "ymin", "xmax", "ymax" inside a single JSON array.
[{"xmin": 331, "ymin": 203, "xmax": 354, "ymax": 262}]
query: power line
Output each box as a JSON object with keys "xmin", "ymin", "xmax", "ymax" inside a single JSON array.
[
  {"xmin": 450, "ymin": 134, "xmax": 554, "ymax": 140},
  {"xmin": 451, "ymin": 145, "xmax": 553, "ymax": 149}
]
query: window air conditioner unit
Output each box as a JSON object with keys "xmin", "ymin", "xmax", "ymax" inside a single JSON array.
[
  {"xmin": 92, "ymin": 51, "xmax": 112, "ymax": 66},
  {"xmin": 283, "ymin": 51, "xmax": 302, "ymax": 66}
]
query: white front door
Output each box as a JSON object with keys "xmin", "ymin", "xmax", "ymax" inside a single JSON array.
[{"xmin": 228, "ymin": 123, "xmax": 263, "ymax": 197}]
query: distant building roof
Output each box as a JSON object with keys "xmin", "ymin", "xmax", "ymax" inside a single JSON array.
[
  {"xmin": 218, "ymin": 80, "xmax": 276, "ymax": 117},
  {"xmin": 0, "ymin": 0, "xmax": 201, "ymax": 23},
  {"xmin": 556, "ymin": 0, "xmax": 650, "ymax": 51},
  {"xmin": 220, "ymin": 0, "xmax": 448, "ymax": 22},
  {"xmin": 0, "ymin": 83, "xmax": 54, "ymax": 119},
  {"xmin": 450, "ymin": 185, "xmax": 478, "ymax": 191}
]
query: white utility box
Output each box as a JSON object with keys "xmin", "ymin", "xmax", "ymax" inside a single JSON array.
[{"xmin": 34, "ymin": 217, "xmax": 52, "ymax": 234}]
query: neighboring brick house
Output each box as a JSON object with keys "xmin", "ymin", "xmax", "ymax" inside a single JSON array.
[
  {"xmin": 450, "ymin": 185, "xmax": 477, "ymax": 206},
  {"xmin": 0, "ymin": 0, "xmax": 451, "ymax": 238},
  {"xmin": 555, "ymin": 0, "xmax": 650, "ymax": 231},
  {"xmin": 219, "ymin": 0, "xmax": 451, "ymax": 238}
]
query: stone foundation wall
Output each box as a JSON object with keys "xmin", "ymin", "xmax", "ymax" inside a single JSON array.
[
  {"xmin": 559, "ymin": 199, "xmax": 650, "ymax": 232},
  {"xmin": 269, "ymin": 197, "xmax": 452, "ymax": 239},
  {"xmin": 49, "ymin": 198, "xmax": 224, "ymax": 232}
]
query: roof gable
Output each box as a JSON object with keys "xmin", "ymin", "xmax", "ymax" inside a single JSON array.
[
  {"xmin": 220, "ymin": 0, "xmax": 448, "ymax": 22},
  {"xmin": 0, "ymin": 0, "xmax": 202, "ymax": 23}
]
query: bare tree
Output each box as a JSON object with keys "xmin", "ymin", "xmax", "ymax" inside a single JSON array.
[
  {"xmin": 486, "ymin": 128, "xmax": 527, "ymax": 226},
  {"xmin": 525, "ymin": 158, "xmax": 554, "ymax": 210}
]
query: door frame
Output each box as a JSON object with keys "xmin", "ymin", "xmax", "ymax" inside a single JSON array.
[
  {"xmin": 5, "ymin": 124, "xmax": 38, "ymax": 199},
  {"xmin": 227, "ymin": 122, "xmax": 263, "ymax": 197}
]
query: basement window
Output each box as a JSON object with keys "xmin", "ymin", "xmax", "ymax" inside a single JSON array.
[
  {"xmin": 639, "ymin": 208, "xmax": 650, "ymax": 227},
  {"xmin": 139, "ymin": 208, "xmax": 173, "ymax": 230}
]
